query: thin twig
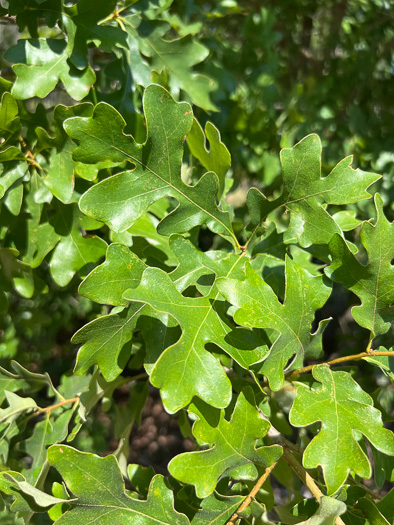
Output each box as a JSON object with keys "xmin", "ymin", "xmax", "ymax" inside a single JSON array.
[
  {"xmin": 36, "ymin": 397, "xmax": 79, "ymax": 415},
  {"xmin": 227, "ymin": 462, "xmax": 279, "ymax": 524},
  {"xmin": 18, "ymin": 136, "xmax": 42, "ymax": 169},
  {"xmin": 286, "ymin": 350, "xmax": 393, "ymax": 380},
  {"xmin": 282, "ymin": 449, "xmax": 346, "ymax": 525}
]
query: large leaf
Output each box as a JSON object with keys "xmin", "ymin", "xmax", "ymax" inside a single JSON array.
[
  {"xmin": 124, "ymin": 263, "xmax": 269, "ymax": 413},
  {"xmin": 169, "ymin": 387, "xmax": 282, "ymax": 498},
  {"xmin": 246, "ymin": 134, "xmax": 380, "ymax": 247},
  {"xmin": 216, "ymin": 257, "xmax": 332, "ymax": 390},
  {"xmin": 65, "ymin": 85, "xmax": 237, "ymax": 246},
  {"xmin": 289, "ymin": 365, "xmax": 394, "ymax": 494},
  {"xmin": 325, "ymin": 194, "xmax": 394, "ymax": 337},
  {"xmin": 47, "ymin": 445, "xmax": 190, "ymax": 524}
]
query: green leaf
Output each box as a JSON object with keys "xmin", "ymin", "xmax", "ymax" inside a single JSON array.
[
  {"xmin": 0, "ymin": 161, "xmax": 28, "ymax": 199},
  {"xmin": 79, "ymin": 243, "xmax": 146, "ymax": 306},
  {"xmin": 64, "ymin": 0, "xmax": 127, "ymax": 70},
  {"xmin": 41, "ymin": 150, "xmax": 75, "ymax": 203},
  {"xmin": 216, "ymin": 257, "xmax": 332, "ymax": 390},
  {"xmin": 124, "ymin": 264, "xmax": 269, "ymax": 413},
  {"xmin": 0, "ymin": 92, "xmax": 20, "ymax": 135},
  {"xmin": 297, "ymin": 496, "xmax": 346, "ymax": 525},
  {"xmin": 190, "ymin": 492, "xmax": 244, "ymax": 524},
  {"xmin": 65, "ymin": 85, "xmax": 236, "ymax": 246},
  {"xmin": 23, "ymin": 410, "xmax": 75, "ymax": 471},
  {"xmin": 47, "ymin": 445, "xmax": 190, "ymax": 524},
  {"xmin": 125, "ymin": 15, "xmax": 217, "ymax": 111},
  {"xmin": 49, "ymin": 204, "xmax": 107, "ymax": 286},
  {"xmin": 169, "ymin": 387, "xmax": 282, "ymax": 498},
  {"xmin": 7, "ymin": 39, "xmax": 95, "ymax": 100},
  {"xmin": 0, "ymin": 247, "xmax": 34, "ymax": 298},
  {"xmin": 23, "ymin": 174, "xmax": 61, "ymax": 268},
  {"xmin": 0, "ymin": 471, "xmax": 70, "ymax": 513},
  {"xmin": 289, "ymin": 365, "xmax": 394, "ymax": 494},
  {"xmin": 246, "ymin": 134, "xmax": 380, "ymax": 247},
  {"xmin": 72, "ymin": 303, "xmax": 146, "ymax": 381},
  {"xmin": 187, "ymin": 118, "xmax": 231, "ymax": 197},
  {"xmin": 0, "ymin": 391, "xmax": 37, "ymax": 426},
  {"xmin": 325, "ymin": 194, "xmax": 394, "ymax": 337}
]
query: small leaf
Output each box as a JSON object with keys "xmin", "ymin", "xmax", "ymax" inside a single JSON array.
[
  {"xmin": 169, "ymin": 387, "xmax": 282, "ymax": 498},
  {"xmin": 187, "ymin": 118, "xmax": 231, "ymax": 197},
  {"xmin": 79, "ymin": 243, "xmax": 146, "ymax": 306},
  {"xmin": 47, "ymin": 445, "xmax": 190, "ymax": 524},
  {"xmin": 289, "ymin": 365, "xmax": 394, "ymax": 494},
  {"xmin": 72, "ymin": 303, "xmax": 146, "ymax": 381}
]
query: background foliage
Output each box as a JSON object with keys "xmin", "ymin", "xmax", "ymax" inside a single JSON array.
[{"xmin": 0, "ymin": 1, "xmax": 393, "ymax": 524}]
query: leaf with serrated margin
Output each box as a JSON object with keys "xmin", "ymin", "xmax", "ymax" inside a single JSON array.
[
  {"xmin": 72, "ymin": 303, "xmax": 146, "ymax": 381},
  {"xmin": 65, "ymin": 85, "xmax": 237, "ymax": 246},
  {"xmin": 289, "ymin": 365, "xmax": 394, "ymax": 494},
  {"xmin": 169, "ymin": 387, "xmax": 282, "ymax": 498},
  {"xmin": 217, "ymin": 258, "xmax": 332, "ymax": 391},
  {"xmin": 246, "ymin": 134, "xmax": 380, "ymax": 247},
  {"xmin": 325, "ymin": 194, "xmax": 394, "ymax": 337},
  {"xmin": 124, "ymin": 263, "xmax": 269, "ymax": 413},
  {"xmin": 47, "ymin": 445, "xmax": 190, "ymax": 524},
  {"xmin": 187, "ymin": 118, "xmax": 231, "ymax": 197}
]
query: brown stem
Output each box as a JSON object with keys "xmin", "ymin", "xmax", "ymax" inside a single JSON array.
[
  {"xmin": 282, "ymin": 449, "xmax": 346, "ymax": 525},
  {"xmin": 286, "ymin": 351, "xmax": 393, "ymax": 380},
  {"xmin": 227, "ymin": 462, "xmax": 278, "ymax": 524},
  {"xmin": 36, "ymin": 397, "xmax": 79, "ymax": 415},
  {"xmin": 18, "ymin": 136, "xmax": 41, "ymax": 168}
]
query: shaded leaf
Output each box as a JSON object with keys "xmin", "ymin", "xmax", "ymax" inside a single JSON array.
[
  {"xmin": 125, "ymin": 15, "xmax": 217, "ymax": 111},
  {"xmin": 298, "ymin": 496, "xmax": 346, "ymax": 525},
  {"xmin": 246, "ymin": 134, "xmax": 380, "ymax": 247},
  {"xmin": 187, "ymin": 118, "xmax": 231, "ymax": 197},
  {"xmin": 325, "ymin": 194, "xmax": 394, "ymax": 337}
]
